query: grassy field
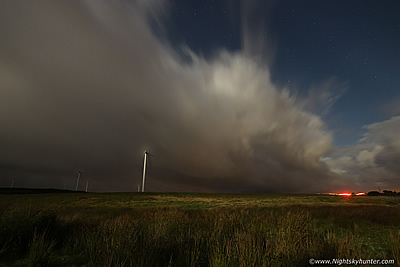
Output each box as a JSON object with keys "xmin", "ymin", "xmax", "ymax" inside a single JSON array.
[{"xmin": 0, "ymin": 192, "xmax": 399, "ymax": 266}]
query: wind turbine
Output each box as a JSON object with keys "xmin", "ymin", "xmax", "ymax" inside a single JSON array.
[
  {"xmin": 75, "ymin": 171, "xmax": 81, "ymax": 191},
  {"xmin": 142, "ymin": 151, "xmax": 148, "ymax": 192},
  {"xmin": 141, "ymin": 151, "xmax": 156, "ymax": 192}
]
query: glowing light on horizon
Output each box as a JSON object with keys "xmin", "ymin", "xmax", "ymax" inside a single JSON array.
[{"xmin": 326, "ymin": 192, "xmax": 366, "ymax": 196}]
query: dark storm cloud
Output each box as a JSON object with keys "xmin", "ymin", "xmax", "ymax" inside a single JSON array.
[{"xmin": 0, "ymin": 0, "xmax": 360, "ymax": 192}]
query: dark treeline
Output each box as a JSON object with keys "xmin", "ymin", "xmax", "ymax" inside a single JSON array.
[
  {"xmin": 367, "ymin": 190, "xmax": 400, "ymax": 196},
  {"xmin": 0, "ymin": 188, "xmax": 86, "ymax": 194}
]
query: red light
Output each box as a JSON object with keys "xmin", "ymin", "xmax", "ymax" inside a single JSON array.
[
  {"xmin": 338, "ymin": 193, "xmax": 352, "ymax": 197},
  {"xmin": 356, "ymin": 192, "xmax": 366, "ymax": 196}
]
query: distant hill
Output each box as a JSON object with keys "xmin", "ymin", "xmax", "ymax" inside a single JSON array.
[{"xmin": 0, "ymin": 188, "xmax": 86, "ymax": 194}]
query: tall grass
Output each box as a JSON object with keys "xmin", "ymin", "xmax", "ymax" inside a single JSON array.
[
  {"xmin": 390, "ymin": 230, "xmax": 400, "ymax": 263},
  {"xmin": 27, "ymin": 230, "xmax": 56, "ymax": 267},
  {"xmin": 0, "ymin": 204, "xmax": 399, "ymax": 266}
]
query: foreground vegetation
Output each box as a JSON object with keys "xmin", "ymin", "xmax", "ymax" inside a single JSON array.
[{"xmin": 0, "ymin": 193, "xmax": 399, "ymax": 266}]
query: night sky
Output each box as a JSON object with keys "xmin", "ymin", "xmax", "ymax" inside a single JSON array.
[{"xmin": 1, "ymin": 0, "xmax": 399, "ymax": 193}]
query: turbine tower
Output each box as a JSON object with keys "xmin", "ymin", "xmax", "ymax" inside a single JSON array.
[
  {"xmin": 75, "ymin": 171, "xmax": 81, "ymax": 191},
  {"xmin": 142, "ymin": 151, "xmax": 148, "ymax": 192}
]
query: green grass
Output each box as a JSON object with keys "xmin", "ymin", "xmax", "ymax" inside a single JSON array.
[
  {"xmin": 0, "ymin": 193, "xmax": 399, "ymax": 266},
  {"xmin": 2, "ymin": 192, "xmax": 399, "ymax": 210}
]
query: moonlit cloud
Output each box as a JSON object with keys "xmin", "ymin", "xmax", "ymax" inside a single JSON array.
[
  {"xmin": 0, "ymin": 0, "xmax": 398, "ymax": 193},
  {"xmin": 324, "ymin": 116, "xmax": 400, "ymax": 191}
]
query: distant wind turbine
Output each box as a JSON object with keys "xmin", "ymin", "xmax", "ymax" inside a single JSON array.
[
  {"xmin": 85, "ymin": 181, "xmax": 89, "ymax": 192},
  {"xmin": 142, "ymin": 151, "xmax": 148, "ymax": 192},
  {"xmin": 75, "ymin": 171, "xmax": 81, "ymax": 191}
]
